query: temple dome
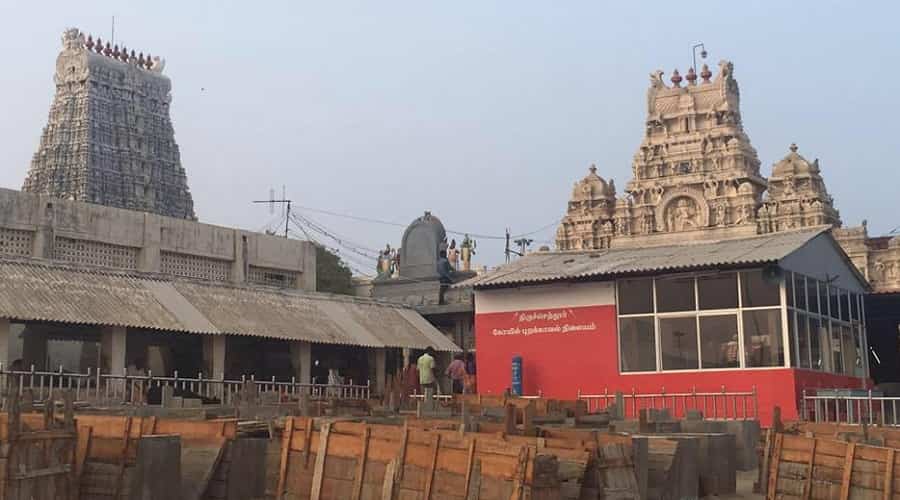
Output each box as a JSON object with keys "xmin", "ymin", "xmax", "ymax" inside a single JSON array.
[
  {"xmin": 571, "ymin": 164, "xmax": 616, "ymax": 200},
  {"xmin": 772, "ymin": 143, "xmax": 820, "ymax": 177}
]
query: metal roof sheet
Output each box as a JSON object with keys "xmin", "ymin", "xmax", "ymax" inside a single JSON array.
[
  {"xmin": 466, "ymin": 228, "xmax": 831, "ymax": 289},
  {"xmin": 0, "ymin": 260, "xmax": 460, "ymax": 352}
]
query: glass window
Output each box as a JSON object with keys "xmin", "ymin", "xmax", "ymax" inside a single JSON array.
[
  {"xmin": 795, "ymin": 275, "xmax": 807, "ymax": 311},
  {"xmin": 850, "ymin": 293, "xmax": 860, "ymax": 321},
  {"xmin": 840, "ymin": 324, "xmax": 858, "ymax": 377},
  {"xmin": 659, "ymin": 317, "xmax": 699, "ymax": 370},
  {"xmin": 841, "ymin": 292, "xmax": 851, "ymax": 322},
  {"xmin": 740, "ymin": 270, "xmax": 780, "ymax": 308},
  {"xmin": 829, "ymin": 321, "xmax": 843, "ymax": 374},
  {"xmin": 809, "ymin": 317, "xmax": 825, "ymax": 370},
  {"xmin": 855, "ymin": 324, "xmax": 866, "ymax": 377},
  {"xmin": 806, "ymin": 279, "xmax": 819, "ymax": 314},
  {"xmin": 829, "ymin": 286, "xmax": 841, "ymax": 320},
  {"xmin": 698, "ymin": 274, "xmax": 738, "ymax": 310},
  {"xmin": 619, "ymin": 317, "xmax": 656, "ymax": 372},
  {"xmin": 786, "ymin": 273, "xmax": 795, "ymax": 308},
  {"xmin": 699, "ymin": 315, "xmax": 739, "ymax": 368},
  {"xmin": 817, "ymin": 282, "xmax": 829, "ymax": 317},
  {"xmin": 743, "ymin": 309, "xmax": 784, "ymax": 367},
  {"xmin": 656, "ymin": 276, "xmax": 696, "ymax": 313},
  {"xmin": 618, "ymin": 278, "xmax": 653, "ymax": 315},
  {"xmin": 795, "ymin": 313, "xmax": 811, "ymax": 369}
]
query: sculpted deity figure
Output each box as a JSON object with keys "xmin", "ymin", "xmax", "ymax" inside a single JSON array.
[
  {"xmin": 460, "ymin": 234, "xmax": 477, "ymax": 272},
  {"xmin": 62, "ymin": 28, "xmax": 84, "ymax": 50},
  {"xmin": 666, "ymin": 198, "xmax": 700, "ymax": 232},
  {"xmin": 447, "ymin": 239, "xmax": 460, "ymax": 270},
  {"xmin": 716, "ymin": 203, "xmax": 727, "ymax": 227}
]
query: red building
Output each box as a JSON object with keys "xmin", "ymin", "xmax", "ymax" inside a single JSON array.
[{"xmin": 470, "ymin": 228, "xmax": 869, "ymax": 425}]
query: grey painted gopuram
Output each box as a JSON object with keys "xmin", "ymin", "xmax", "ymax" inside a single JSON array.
[{"xmin": 23, "ymin": 28, "xmax": 195, "ymax": 220}]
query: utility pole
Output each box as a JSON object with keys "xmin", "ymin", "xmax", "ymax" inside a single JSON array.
[{"xmin": 253, "ymin": 188, "xmax": 293, "ymax": 238}]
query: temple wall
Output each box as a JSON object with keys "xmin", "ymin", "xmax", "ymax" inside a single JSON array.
[{"xmin": 0, "ymin": 188, "xmax": 316, "ymax": 290}]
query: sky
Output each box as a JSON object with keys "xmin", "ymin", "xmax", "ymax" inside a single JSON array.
[{"xmin": 1, "ymin": 1, "xmax": 898, "ymax": 276}]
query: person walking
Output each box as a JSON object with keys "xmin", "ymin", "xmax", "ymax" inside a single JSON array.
[
  {"xmin": 446, "ymin": 354, "xmax": 466, "ymax": 394},
  {"xmin": 417, "ymin": 347, "xmax": 436, "ymax": 391}
]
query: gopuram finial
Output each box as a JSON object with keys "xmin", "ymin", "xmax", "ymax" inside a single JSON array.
[
  {"xmin": 86, "ymin": 35, "xmax": 94, "ymax": 51},
  {"xmin": 670, "ymin": 69, "xmax": 683, "ymax": 87},
  {"xmin": 789, "ymin": 143, "xmax": 798, "ymax": 153},
  {"xmin": 700, "ymin": 64, "xmax": 712, "ymax": 83},
  {"xmin": 685, "ymin": 67, "xmax": 697, "ymax": 85}
]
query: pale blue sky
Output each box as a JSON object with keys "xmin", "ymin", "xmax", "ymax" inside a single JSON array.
[{"xmin": 1, "ymin": 1, "xmax": 897, "ymax": 273}]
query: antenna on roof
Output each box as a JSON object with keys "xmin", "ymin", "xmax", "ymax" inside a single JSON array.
[
  {"xmin": 111, "ymin": 16, "xmax": 115, "ymax": 45},
  {"xmin": 253, "ymin": 189, "xmax": 293, "ymax": 238}
]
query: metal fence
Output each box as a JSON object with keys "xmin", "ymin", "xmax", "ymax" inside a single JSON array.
[
  {"xmin": 0, "ymin": 365, "xmax": 371, "ymax": 406},
  {"xmin": 800, "ymin": 389, "xmax": 900, "ymax": 426},
  {"xmin": 577, "ymin": 386, "xmax": 759, "ymax": 420}
]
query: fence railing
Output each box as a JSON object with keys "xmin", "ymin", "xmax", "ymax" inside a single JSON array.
[
  {"xmin": 0, "ymin": 365, "xmax": 370, "ymax": 407},
  {"xmin": 577, "ymin": 386, "xmax": 759, "ymax": 420},
  {"xmin": 801, "ymin": 389, "xmax": 900, "ymax": 426}
]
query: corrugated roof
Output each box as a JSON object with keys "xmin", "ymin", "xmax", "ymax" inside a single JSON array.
[
  {"xmin": 467, "ymin": 228, "xmax": 830, "ymax": 289},
  {"xmin": 0, "ymin": 260, "xmax": 460, "ymax": 352}
]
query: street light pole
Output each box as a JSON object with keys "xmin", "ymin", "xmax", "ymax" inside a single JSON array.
[{"xmin": 692, "ymin": 43, "xmax": 708, "ymax": 75}]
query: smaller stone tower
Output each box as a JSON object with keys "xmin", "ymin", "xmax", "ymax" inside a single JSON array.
[
  {"xmin": 760, "ymin": 143, "xmax": 841, "ymax": 233},
  {"xmin": 556, "ymin": 165, "xmax": 617, "ymax": 250}
]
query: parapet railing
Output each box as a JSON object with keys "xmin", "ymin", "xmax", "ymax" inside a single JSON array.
[
  {"xmin": 0, "ymin": 365, "xmax": 370, "ymax": 407},
  {"xmin": 801, "ymin": 389, "xmax": 900, "ymax": 426},
  {"xmin": 577, "ymin": 386, "xmax": 759, "ymax": 420}
]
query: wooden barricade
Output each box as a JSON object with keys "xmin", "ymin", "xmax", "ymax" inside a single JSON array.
[
  {"xmin": 0, "ymin": 395, "xmax": 78, "ymax": 500},
  {"xmin": 786, "ymin": 421, "xmax": 900, "ymax": 448},
  {"xmin": 765, "ymin": 432, "xmax": 900, "ymax": 500},
  {"xmin": 73, "ymin": 415, "xmax": 237, "ymax": 500},
  {"xmin": 276, "ymin": 417, "xmax": 549, "ymax": 500}
]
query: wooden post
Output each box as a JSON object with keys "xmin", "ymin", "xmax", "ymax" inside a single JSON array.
[
  {"xmin": 772, "ymin": 406, "xmax": 784, "ymax": 433},
  {"xmin": 802, "ymin": 438, "xmax": 816, "ymax": 500},
  {"xmin": 840, "ymin": 443, "xmax": 856, "ymax": 500},
  {"xmin": 310, "ymin": 422, "xmax": 331, "ymax": 500},
  {"xmin": 766, "ymin": 433, "xmax": 783, "ymax": 500},
  {"xmin": 885, "ymin": 448, "xmax": 895, "ymax": 500},
  {"xmin": 382, "ymin": 459, "xmax": 397, "ymax": 500},
  {"xmin": 62, "ymin": 390, "xmax": 74, "ymax": 430},
  {"xmin": 510, "ymin": 446, "xmax": 530, "ymax": 500},
  {"xmin": 303, "ymin": 418, "xmax": 314, "ymax": 468},
  {"xmin": 466, "ymin": 460, "xmax": 482, "ymax": 500},
  {"xmin": 397, "ymin": 425, "xmax": 409, "ymax": 481},
  {"xmin": 276, "ymin": 417, "xmax": 294, "ymax": 500},
  {"xmin": 463, "ymin": 438, "xmax": 477, "ymax": 499},
  {"xmin": 423, "ymin": 433, "xmax": 441, "ymax": 500},
  {"xmin": 351, "ymin": 427, "xmax": 371, "ymax": 500}
]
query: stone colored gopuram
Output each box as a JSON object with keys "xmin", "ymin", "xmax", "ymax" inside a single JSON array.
[
  {"xmin": 23, "ymin": 28, "xmax": 195, "ymax": 220},
  {"xmin": 556, "ymin": 59, "xmax": 899, "ymax": 293}
]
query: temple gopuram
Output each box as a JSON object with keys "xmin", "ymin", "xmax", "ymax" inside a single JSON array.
[
  {"xmin": 22, "ymin": 28, "xmax": 195, "ymax": 220},
  {"xmin": 555, "ymin": 60, "xmax": 898, "ymax": 296}
]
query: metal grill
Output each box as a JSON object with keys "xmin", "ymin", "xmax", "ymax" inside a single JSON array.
[
  {"xmin": 160, "ymin": 251, "xmax": 231, "ymax": 282},
  {"xmin": 54, "ymin": 237, "xmax": 138, "ymax": 269},
  {"xmin": 247, "ymin": 265, "xmax": 298, "ymax": 288}
]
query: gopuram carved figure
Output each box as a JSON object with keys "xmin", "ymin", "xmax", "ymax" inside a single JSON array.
[{"xmin": 460, "ymin": 235, "xmax": 477, "ymax": 272}]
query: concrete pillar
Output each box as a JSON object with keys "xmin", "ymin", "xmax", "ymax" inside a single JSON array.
[
  {"xmin": 101, "ymin": 326, "xmax": 127, "ymax": 375},
  {"xmin": 290, "ymin": 341, "xmax": 312, "ymax": 385},
  {"xmin": 374, "ymin": 348, "xmax": 387, "ymax": 395},
  {"xmin": 202, "ymin": 336, "xmax": 226, "ymax": 379},
  {"xmin": 300, "ymin": 241, "xmax": 317, "ymax": 291},
  {"xmin": 32, "ymin": 197, "xmax": 55, "ymax": 259},
  {"xmin": 0, "ymin": 319, "xmax": 9, "ymax": 368},
  {"xmin": 138, "ymin": 213, "xmax": 161, "ymax": 273},
  {"xmin": 22, "ymin": 327, "xmax": 48, "ymax": 370},
  {"xmin": 230, "ymin": 233, "xmax": 248, "ymax": 285}
]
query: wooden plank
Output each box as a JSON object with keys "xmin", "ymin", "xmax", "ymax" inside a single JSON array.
[
  {"xmin": 423, "ymin": 433, "xmax": 441, "ymax": 500},
  {"xmin": 276, "ymin": 416, "xmax": 295, "ymax": 500},
  {"xmin": 352, "ymin": 426, "xmax": 370, "ymax": 500},
  {"xmin": 840, "ymin": 442, "xmax": 856, "ymax": 500},
  {"xmin": 467, "ymin": 459, "xmax": 482, "ymax": 500},
  {"xmin": 398, "ymin": 425, "xmax": 409, "ymax": 481},
  {"xmin": 464, "ymin": 438, "xmax": 477, "ymax": 500},
  {"xmin": 885, "ymin": 448, "xmax": 895, "ymax": 500},
  {"xmin": 310, "ymin": 421, "xmax": 332, "ymax": 500},
  {"xmin": 803, "ymin": 437, "xmax": 816, "ymax": 500},
  {"xmin": 510, "ymin": 445, "xmax": 529, "ymax": 500},
  {"xmin": 304, "ymin": 418, "xmax": 314, "ymax": 468},
  {"xmin": 766, "ymin": 433, "xmax": 783, "ymax": 500},
  {"xmin": 75, "ymin": 425, "xmax": 92, "ymax": 483},
  {"xmin": 760, "ymin": 428, "xmax": 773, "ymax": 496},
  {"xmin": 382, "ymin": 458, "xmax": 397, "ymax": 500},
  {"xmin": 112, "ymin": 416, "xmax": 133, "ymax": 499}
]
